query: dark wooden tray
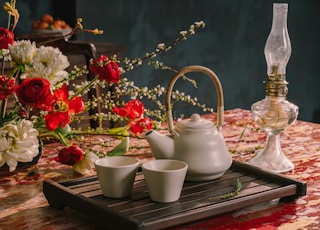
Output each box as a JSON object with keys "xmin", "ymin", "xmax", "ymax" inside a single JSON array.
[{"xmin": 43, "ymin": 161, "xmax": 307, "ymax": 230}]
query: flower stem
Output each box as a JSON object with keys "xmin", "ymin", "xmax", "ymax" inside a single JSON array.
[
  {"xmin": 69, "ymin": 76, "xmax": 99, "ymax": 100},
  {"xmin": 0, "ymin": 99, "xmax": 7, "ymax": 119},
  {"xmin": 9, "ymin": 66, "xmax": 21, "ymax": 78},
  {"xmin": 38, "ymin": 130, "xmax": 69, "ymax": 146},
  {"xmin": 6, "ymin": 1, "xmax": 13, "ymax": 29},
  {"xmin": 1, "ymin": 58, "xmax": 5, "ymax": 75},
  {"xmin": 123, "ymin": 21, "xmax": 205, "ymax": 72},
  {"xmin": 54, "ymin": 131, "xmax": 69, "ymax": 146}
]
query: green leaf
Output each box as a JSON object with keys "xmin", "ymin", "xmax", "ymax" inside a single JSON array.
[
  {"xmin": 56, "ymin": 124, "xmax": 71, "ymax": 135},
  {"xmin": 107, "ymin": 126, "xmax": 128, "ymax": 137},
  {"xmin": 107, "ymin": 137, "xmax": 130, "ymax": 156}
]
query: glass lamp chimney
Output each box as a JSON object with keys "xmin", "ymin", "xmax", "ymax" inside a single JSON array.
[{"xmin": 264, "ymin": 3, "xmax": 291, "ymax": 97}]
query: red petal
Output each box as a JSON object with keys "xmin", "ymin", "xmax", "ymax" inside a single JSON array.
[
  {"xmin": 68, "ymin": 96, "xmax": 85, "ymax": 114},
  {"xmin": 45, "ymin": 112, "xmax": 70, "ymax": 131},
  {"xmin": 0, "ymin": 27, "xmax": 14, "ymax": 49},
  {"xmin": 129, "ymin": 120, "xmax": 144, "ymax": 135},
  {"xmin": 53, "ymin": 84, "xmax": 69, "ymax": 102},
  {"xmin": 56, "ymin": 145, "xmax": 84, "ymax": 166},
  {"xmin": 125, "ymin": 99, "xmax": 144, "ymax": 119},
  {"xmin": 112, "ymin": 107, "xmax": 128, "ymax": 118},
  {"xmin": 129, "ymin": 118, "xmax": 153, "ymax": 135}
]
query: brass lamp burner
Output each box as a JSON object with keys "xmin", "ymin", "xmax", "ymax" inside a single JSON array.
[{"xmin": 264, "ymin": 74, "xmax": 288, "ymax": 97}]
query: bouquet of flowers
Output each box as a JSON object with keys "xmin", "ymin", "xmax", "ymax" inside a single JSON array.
[{"xmin": 0, "ymin": 0, "xmax": 211, "ymax": 174}]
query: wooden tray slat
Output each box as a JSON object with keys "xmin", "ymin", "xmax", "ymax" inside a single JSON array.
[{"xmin": 43, "ymin": 161, "xmax": 307, "ymax": 230}]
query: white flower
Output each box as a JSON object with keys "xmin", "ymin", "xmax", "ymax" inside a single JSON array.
[
  {"xmin": 0, "ymin": 119, "xmax": 39, "ymax": 172},
  {"xmin": 72, "ymin": 151, "xmax": 99, "ymax": 175},
  {"xmin": 22, "ymin": 46, "xmax": 70, "ymax": 86},
  {"xmin": 9, "ymin": 40, "xmax": 37, "ymax": 65}
]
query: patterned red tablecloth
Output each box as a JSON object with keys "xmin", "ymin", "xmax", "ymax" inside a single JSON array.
[{"xmin": 0, "ymin": 109, "xmax": 320, "ymax": 229}]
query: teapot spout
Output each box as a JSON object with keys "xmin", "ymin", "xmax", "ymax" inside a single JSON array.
[{"xmin": 144, "ymin": 130, "xmax": 175, "ymax": 159}]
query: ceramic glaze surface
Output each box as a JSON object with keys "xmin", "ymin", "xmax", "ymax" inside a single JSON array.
[
  {"xmin": 145, "ymin": 113, "xmax": 232, "ymax": 181},
  {"xmin": 142, "ymin": 159, "xmax": 188, "ymax": 203},
  {"xmin": 94, "ymin": 156, "xmax": 139, "ymax": 198},
  {"xmin": 173, "ymin": 127, "xmax": 232, "ymax": 181}
]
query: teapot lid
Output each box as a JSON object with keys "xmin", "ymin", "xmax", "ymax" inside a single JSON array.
[{"xmin": 176, "ymin": 114, "xmax": 215, "ymax": 130}]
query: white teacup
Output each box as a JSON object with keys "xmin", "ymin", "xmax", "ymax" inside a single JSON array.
[
  {"xmin": 142, "ymin": 159, "xmax": 188, "ymax": 203},
  {"xmin": 95, "ymin": 156, "xmax": 139, "ymax": 198}
]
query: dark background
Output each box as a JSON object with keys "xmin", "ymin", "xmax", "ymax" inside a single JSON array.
[{"xmin": 1, "ymin": 0, "xmax": 320, "ymax": 122}]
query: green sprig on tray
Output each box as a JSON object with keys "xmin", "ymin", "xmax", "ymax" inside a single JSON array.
[{"xmin": 209, "ymin": 179, "xmax": 242, "ymax": 201}]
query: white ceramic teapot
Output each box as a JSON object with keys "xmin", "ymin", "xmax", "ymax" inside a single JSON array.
[{"xmin": 145, "ymin": 65, "xmax": 232, "ymax": 182}]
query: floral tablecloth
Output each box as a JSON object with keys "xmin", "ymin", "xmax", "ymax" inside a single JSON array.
[{"xmin": 1, "ymin": 109, "xmax": 320, "ymax": 229}]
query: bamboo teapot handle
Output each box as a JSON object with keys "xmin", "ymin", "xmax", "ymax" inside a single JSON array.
[{"xmin": 166, "ymin": 65, "xmax": 224, "ymax": 133}]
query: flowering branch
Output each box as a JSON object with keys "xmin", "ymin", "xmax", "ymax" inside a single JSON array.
[
  {"xmin": 69, "ymin": 76, "xmax": 99, "ymax": 101},
  {"xmin": 0, "ymin": 0, "xmax": 211, "ymax": 175},
  {"xmin": 122, "ymin": 21, "xmax": 205, "ymax": 73}
]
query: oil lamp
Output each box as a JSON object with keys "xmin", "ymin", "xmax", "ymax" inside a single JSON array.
[{"xmin": 249, "ymin": 3, "xmax": 299, "ymax": 173}]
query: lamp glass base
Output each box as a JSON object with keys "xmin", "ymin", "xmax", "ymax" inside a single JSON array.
[{"xmin": 249, "ymin": 133, "xmax": 294, "ymax": 173}]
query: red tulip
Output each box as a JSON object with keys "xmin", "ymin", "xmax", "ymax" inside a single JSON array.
[
  {"xmin": 45, "ymin": 84, "xmax": 85, "ymax": 131},
  {"xmin": 112, "ymin": 99, "xmax": 153, "ymax": 135},
  {"xmin": 0, "ymin": 27, "xmax": 14, "ymax": 49}
]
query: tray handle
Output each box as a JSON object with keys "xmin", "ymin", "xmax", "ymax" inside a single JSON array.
[{"xmin": 166, "ymin": 65, "xmax": 224, "ymax": 133}]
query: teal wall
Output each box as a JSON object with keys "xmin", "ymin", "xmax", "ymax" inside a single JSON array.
[
  {"xmin": 1, "ymin": 0, "xmax": 320, "ymax": 122},
  {"xmin": 75, "ymin": 0, "xmax": 320, "ymax": 122}
]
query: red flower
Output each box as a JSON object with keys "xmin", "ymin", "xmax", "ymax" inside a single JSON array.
[
  {"xmin": 0, "ymin": 27, "xmax": 14, "ymax": 49},
  {"xmin": 0, "ymin": 75, "xmax": 15, "ymax": 100},
  {"xmin": 45, "ymin": 111, "xmax": 71, "ymax": 131},
  {"xmin": 55, "ymin": 145, "xmax": 84, "ymax": 166},
  {"xmin": 112, "ymin": 99, "xmax": 153, "ymax": 135},
  {"xmin": 111, "ymin": 107, "xmax": 127, "ymax": 118},
  {"xmin": 129, "ymin": 117, "xmax": 153, "ymax": 135},
  {"xmin": 89, "ymin": 55, "xmax": 121, "ymax": 83},
  {"xmin": 112, "ymin": 99, "xmax": 144, "ymax": 119},
  {"xmin": 15, "ymin": 78, "xmax": 53, "ymax": 110},
  {"xmin": 44, "ymin": 84, "xmax": 85, "ymax": 131}
]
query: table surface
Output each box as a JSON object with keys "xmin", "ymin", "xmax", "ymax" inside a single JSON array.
[{"xmin": 1, "ymin": 109, "xmax": 320, "ymax": 230}]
